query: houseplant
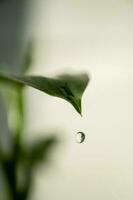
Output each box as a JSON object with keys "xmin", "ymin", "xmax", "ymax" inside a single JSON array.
[{"xmin": 0, "ymin": 45, "xmax": 89, "ymax": 200}]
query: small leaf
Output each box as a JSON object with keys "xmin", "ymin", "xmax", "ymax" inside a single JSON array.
[
  {"xmin": 28, "ymin": 137, "xmax": 57, "ymax": 166},
  {"xmin": 21, "ymin": 41, "xmax": 33, "ymax": 74},
  {"xmin": 0, "ymin": 72, "xmax": 90, "ymax": 115}
]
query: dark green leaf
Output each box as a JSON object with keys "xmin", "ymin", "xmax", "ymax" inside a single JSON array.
[
  {"xmin": 28, "ymin": 137, "xmax": 57, "ymax": 166},
  {"xmin": 0, "ymin": 72, "xmax": 90, "ymax": 115}
]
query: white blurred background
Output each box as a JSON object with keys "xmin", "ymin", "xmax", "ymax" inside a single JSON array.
[{"xmin": 1, "ymin": 0, "xmax": 133, "ymax": 199}]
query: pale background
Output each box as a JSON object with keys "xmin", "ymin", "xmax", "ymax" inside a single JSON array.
[
  {"xmin": 24, "ymin": 0, "xmax": 133, "ymax": 199},
  {"xmin": 2, "ymin": 0, "xmax": 133, "ymax": 199}
]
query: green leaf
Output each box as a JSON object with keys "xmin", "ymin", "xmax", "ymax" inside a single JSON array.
[
  {"xmin": 21, "ymin": 41, "xmax": 33, "ymax": 74},
  {"xmin": 28, "ymin": 137, "xmax": 57, "ymax": 166},
  {"xmin": 0, "ymin": 72, "xmax": 89, "ymax": 115}
]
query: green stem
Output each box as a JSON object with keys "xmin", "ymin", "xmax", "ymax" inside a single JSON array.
[
  {"xmin": 15, "ymin": 88, "xmax": 25, "ymax": 143},
  {"xmin": 2, "ymin": 87, "xmax": 28, "ymax": 200}
]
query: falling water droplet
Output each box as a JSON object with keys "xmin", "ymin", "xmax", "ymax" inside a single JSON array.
[{"xmin": 75, "ymin": 132, "xmax": 85, "ymax": 143}]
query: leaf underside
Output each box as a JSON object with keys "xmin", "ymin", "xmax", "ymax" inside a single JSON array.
[{"xmin": 0, "ymin": 72, "xmax": 90, "ymax": 115}]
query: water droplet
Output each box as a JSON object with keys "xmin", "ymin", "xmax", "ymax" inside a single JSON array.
[{"xmin": 75, "ymin": 132, "xmax": 85, "ymax": 143}]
